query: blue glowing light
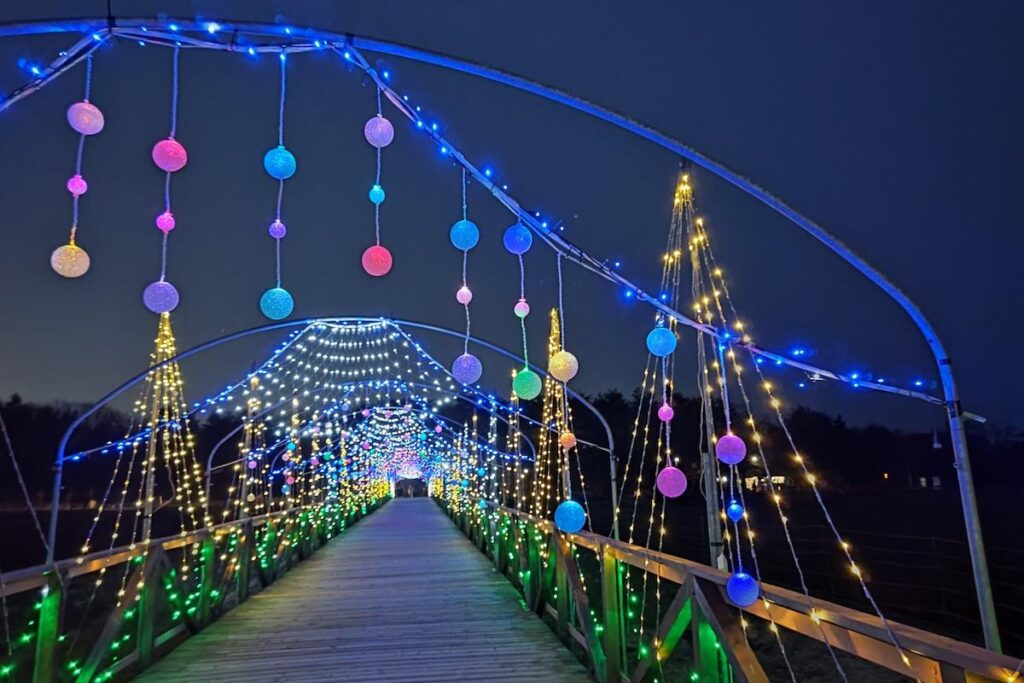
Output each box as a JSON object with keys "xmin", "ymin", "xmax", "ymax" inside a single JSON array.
[
  {"xmin": 168, "ymin": 23, "xmax": 179, "ymax": 31},
  {"xmin": 554, "ymin": 500, "xmax": 586, "ymax": 534},
  {"xmin": 450, "ymin": 219, "xmax": 480, "ymax": 251},
  {"xmin": 913, "ymin": 379, "xmax": 924, "ymax": 387},
  {"xmin": 368, "ymin": 184, "xmax": 386, "ymax": 205},
  {"xmin": 502, "ymin": 223, "xmax": 533, "ymax": 255},
  {"xmin": 205, "ymin": 22, "xmax": 222, "ymax": 34},
  {"xmin": 263, "ymin": 145, "xmax": 297, "ymax": 180},
  {"xmin": 726, "ymin": 572, "xmax": 759, "ymax": 607},
  {"xmin": 791, "ymin": 346, "xmax": 807, "ymax": 357},
  {"xmin": 726, "ymin": 499, "xmax": 744, "ymax": 522},
  {"xmin": 260, "ymin": 287, "xmax": 294, "ymax": 320},
  {"xmin": 646, "ymin": 326, "xmax": 677, "ymax": 357}
]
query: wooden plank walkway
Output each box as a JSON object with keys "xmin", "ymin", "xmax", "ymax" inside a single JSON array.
[{"xmin": 135, "ymin": 498, "xmax": 592, "ymax": 682}]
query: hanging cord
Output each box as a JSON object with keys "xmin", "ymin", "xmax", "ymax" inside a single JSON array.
[
  {"xmin": 159, "ymin": 45, "xmax": 181, "ymax": 282},
  {"xmin": 460, "ymin": 169, "xmax": 471, "ymax": 355},
  {"xmin": 274, "ymin": 50, "xmax": 288, "ymax": 282},
  {"xmin": 517, "ymin": 254, "xmax": 528, "ymax": 367},
  {"xmin": 373, "ymin": 86, "xmax": 383, "ymax": 245}
]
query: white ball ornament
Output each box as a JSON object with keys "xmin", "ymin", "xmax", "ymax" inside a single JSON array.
[{"xmin": 549, "ymin": 350, "xmax": 579, "ymax": 383}]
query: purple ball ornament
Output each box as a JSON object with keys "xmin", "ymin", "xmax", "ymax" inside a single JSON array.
[
  {"xmin": 155, "ymin": 212, "xmax": 175, "ymax": 234},
  {"xmin": 268, "ymin": 220, "xmax": 287, "ymax": 239},
  {"xmin": 452, "ymin": 353, "xmax": 483, "ymax": 385},
  {"xmin": 656, "ymin": 466, "xmax": 688, "ymax": 498},
  {"xmin": 66, "ymin": 174, "xmax": 88, "ymax": 197},
  {"xmin": 67, "ymin": 101, "xmax": 105, "ymax": 135},
  {"xmin": 716, "ymin": 433, "xmax": 747, "ymax": 466},
  {"xmin": 364, "ymin": 114, "xmax": 395, "ymax": 148},
  {"xmin": 142, "ymin": 280, "xmax": 180, "ymax": 314},
  {"xmin": 657, "ymin": 403, "xmax": 674, "ymax": 423}
]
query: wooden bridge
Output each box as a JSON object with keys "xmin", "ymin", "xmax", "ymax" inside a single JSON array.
[{"xmin": 2, "ymin": 495, "xmax": 1019, "ymax": 682}]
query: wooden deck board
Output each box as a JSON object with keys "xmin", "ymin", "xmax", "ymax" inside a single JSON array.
[{"xmin": 134, "ymin": 498, "xmax": 591, "ymax": 682}]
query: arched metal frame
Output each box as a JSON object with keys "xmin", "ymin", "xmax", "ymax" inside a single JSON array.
[{"xmin": 2, "ymin": 16, "xmax": 995, "ymax": 648}]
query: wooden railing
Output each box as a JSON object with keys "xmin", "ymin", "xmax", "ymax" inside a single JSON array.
[
  {"xmin": 446, "ymin": 500, "xmax": 1019, "ymax": 683},
  {"xmin": 0, "ymin": 499, "xmax": 385, "ymax": 683}
]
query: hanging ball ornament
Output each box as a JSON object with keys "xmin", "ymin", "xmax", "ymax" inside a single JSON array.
[
  {"xmin": 368, "ymin": 184, "xmax": 386, "ymax": 205},
  {"xmin": 155, "ymin": 211, "xmax": 176, "ymax": 234},
  {"xmin": 656, "ymin": 466, "xmax": 688, "ymax": 498},
  {"xmin": 362, "ymin": 244, "xmax": 393, "ymax": 277},
  {"xmin": 559, "ymin": 432, "xmax": 577, "ymax": 451},
  {"xmin": 726, "ymin": 572, "xmax": 760, "ymax": 608},
  {"xmin": 514, "ymin": 298, "xmax": 531, "ymax": 318},
  {"xmin": 554, "ymin": 500, "xmax": 586, "ymax": 534},
  {"xmin": 715, "ymin": 433, "xmax": 747, "ymax": 466},
  {"xmin": 435, "ymin": 424, "xmax": 443, "ymax": 433},
  {"xmin": 151, "ymin": 138, "xmax": 188, "ymax": 173},
  {"xmin": 142, "ymin": 280, "xmax": 180, "ymax": 314},
  {"xmin": 449, "ymin": 219, "xmax": 480, "ymax": 251},
  {"xmin": 259, "ymin": 287, "xmax": 294, "ymax": 320},
  {"xmin": 502, "ymin": 223, "xmax": 533, "ymax": 255},
  {"xmin": 268, "ymin": 220, "xmax": 287, "ymax": 239},
  {"xmin": 646, "ymin": 325, "xmax": 678, "ymax": 357},
  {"xmin": 50, "ymin": 243, "xmax": 90, "ymax": 278},
  {"xmin": 67, "ymin": 101, "xmax": 105, "ymax": 135},
  {"xmin": 66, "ymin": 174, "xmax": 88, "ymax": 197},
  {"xmin": 456, "ymin": 285, "xmax": 473, "ymax": 305},
  {"xmin": 364, "ymin": 114, "xmax": 395, "ymax": 148},
  {"xmin": 726, "ymin": 499, "xmax": 744, "ymax": 523},
  {"xmin": 549, "ymin": 350, "xmax": 579, "ymax": 383},
  {"xmin": 658, "ymin": 403, "xmax": 675, "ymax": 423},
  {"xmin": 512, "ymin": 368, "xmax": 542, "ymax": 400},
  {"xmin": 263, "ymin": 145, "xmax": 297, "ymax": 180},
  {"xmin": 451, "ymin": 353, "xmax": 483, "ymax": 385}
]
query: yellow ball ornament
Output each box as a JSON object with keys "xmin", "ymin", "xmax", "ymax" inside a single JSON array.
[
  {"xmin": 50, "ymin": 243, "xmax": 90, "ymax": 278},
  {"xmin": 549, "ymin": 350, "xmax": 579, "ymax": 382}
]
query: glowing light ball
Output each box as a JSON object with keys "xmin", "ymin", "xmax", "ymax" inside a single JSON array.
[
  {"xmin": 286, "ymin": 476, "xmax": 296, "ymax": 485},
  {"xmin": 502, "ymin": 223, "xmax": 533, "ymax": 255},
  {"xmin": 554, "ymin": 500, "xmax": 586, "ymax": 533},
  {"xmin": 514, "ymin": 298, "xmax": 530, "ymax": 318},
  {"xmin": 456, "ymin": 286, "xmax": 473, "ymax": 305},
  {"xmin": 281, "ymin": 484, "xmax": 291, "ymax": 495},
  {"xmin": 362, "ymin": 244, "xmax": 393, "ymax": 277},
  {"xmin": 512, "ymin": 368, "xmax": 542, "ymax": 400},
  {"xmin": 477, "ymin": 499, "xmax": 488, "ymax": 510},
  {"xmin": 716, "ymin": 433, "xmax": 747, "ymax": 466},
  {"xmin": 549, "ymin": 350, "xmax": 579, "ymax": 383},
  {"xmin": 451, "ymin": 353, "xmax": 483, "ymax": 385},
  {"xmin": 559, "ymin": 432, "xmax": 577, "ymax": 451},
  {"xmin": 726, "ymin": 499, "xmax": 744, "ymax": 522},
  {"xmin": 435, "ymin": 425, "xmax": 443, "ymax": 433},
  {"xmin": 66, "ymin": 174, "xmax": 87, "ymax": 196},
  {"xmin": 362, "ymin": 409, "xmax": 371, "ymax": 418},
  {"xmin": 142, "ymin": 280, "xmax": 179, "ymax": 313},
  {"xmin": 268, "ymin": 220, "xmax": 286, "ymax": 239},
  {"xmin": 50, "ymin": 243, "xmax": 90, "ymax": 278},
  {"xmin": 67, "ymin": 101, "xmax": 104, "ymax": 135},
  {"xmin": 151, "ymin": 138, "xmax": 188, "ymax": 172},
  {"xmin": 247, "ymin": 493, "xmax": 256, "ymax": 502},
  {"xmin": 450, "ymin": 219, "xmax": 480, "ymax": 251},
  {"xmin": 155, "ymin": 212, "xmax": 176, "ymax": 234},
  {"xmin": 646, "ymin": 326, "xmax": 677, "ymax": 357},
  {"xmin": 247, "ymin": 459, "xmax": 258, "ymax": 470},
  {"xmin": 368, "ymin": 184, "xmax": 386, "ymax": 205},
  {"xmin": 460, "ymin": 479, "xmax": 469, "ymax": 488},
  {"xmin": 364, "ymin": 114, "xmax": 394, "ymax": 148},
  {"xmin": 657, "ymin": 403, "xmax": 674, "ymax": 423},
  {"xmin": 726, "ymin": 572, "xmax": 760, "ymax": 607},
  {"xmin": 656, "ymin": 466, "xmax": 687, "ymax": 498},
  {"xmin": 476, "ymin": 467, "xmax": 487, "ymax": 477},
  {"xmin": 259, "ymin": 287, "xmax": 294, "ymax": 320},
  {"xmin": 263, "ymin": 145, "xmax": 296, "ymax": 180}
]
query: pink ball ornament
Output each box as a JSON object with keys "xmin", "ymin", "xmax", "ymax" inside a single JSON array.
[
  {"xmin": 286, "ymin": 476, "xmax": 296, "ymax": 485},
  {"xmin": 514, "ymin": 298, "xmax": 530, "ymax": 318},
  {"xmin": 656, "ymin": 466, "xmax": 688, "ymax": 498},
  {"xmin": 364, "ymin": 115, "xmax": 395, "ymax": 148},
  {"xmin": 456, "ymin": 285, "xmax": 473, "ymax": 305},
  {"xmin": 155, "ymin": 212, "xmax": 175, "ymax": 234},
  {"xmin": 310, "ymin": 457, "xmax": 319, "ymax": 466},
  {"xmin": 435, "ymin": 425, "xmax": 443, "ymax": 433},
  {"xmin": 362, "ymin": 244, "xmax": 393, "ymax": 277},
  {"xmin": 658, "ymin": 403, "xmax": 674, "ymax": 423},
  {"xmin": 268, "ymin": 220, "xmax": 287, "ymax": 239},
  {"xmin": 247, "ymin": 459, "xmax": 258, "ymax": 470},
  {"xmin": 716, "ymin": 433, "xmax": 747, "ymax": 466},
  {"xmin": 66, "ymin": 174, "xmax": 88, "ymax": 197},
  {"xmin": 362, "ymin": 409, "xmax": 371, "ymax": 418},
  {"xmin": 151, "ymin": 138, "xmax": 188, "ymax": 172},
  {"xmin": 67, "ymin": 101, "xmax": 105, "ymax": 135}
]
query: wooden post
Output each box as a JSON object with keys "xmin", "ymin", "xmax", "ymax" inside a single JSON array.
[
  {"xmin": 31, "ymin": 571, "xmax": 61, "ymax": 683},
  {"xmin": 237, "ymin": 520, "xmax": 253, "ymax": 603},
  {"xmin": 600, "ymin": 547, "xmax": 623, "ymax": 683},
  {"xmin": 554, "ymin": 535, "xmax": 569, "ymax": 639}
]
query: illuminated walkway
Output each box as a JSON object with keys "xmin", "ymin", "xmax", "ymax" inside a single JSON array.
[{"xmin": 135, "ymin": 498, "xmax": 591, "ymax": 682}]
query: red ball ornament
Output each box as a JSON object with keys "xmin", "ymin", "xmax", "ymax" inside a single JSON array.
[
  {"xmin": 362, "ymin": 244, "xmax": 393, "ymax": 277},
  {"xmin": 152, "ymin": 138, "xmax": 188, "ymax": 172}
]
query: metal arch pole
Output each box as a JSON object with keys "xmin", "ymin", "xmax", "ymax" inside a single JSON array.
[{"xmin": 14, "ymin": 20, "xmax": 990, "ymax": 646}]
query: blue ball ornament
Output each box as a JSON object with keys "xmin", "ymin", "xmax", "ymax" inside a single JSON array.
[
  {"xmin": 477, "ymin": 499, "xmax": 488, "ymax": 510},
  {"xmin": 554, "ymin": 500, "xmax": 586, "ymax": 534},
  {"xmin": 726, "ymin": 571, "xmax": 760, "ymax": 607},
  {"xmin": 646, "ymin": 326, "xmax": 678, "ymax": 357},
  {"xmin": 450, "ymin": 219, "xmax": 480, "ymax": 251},
  {"xmin": 726, "ymin": 499, "xmax": 744, "ymax": 522},
  {"xmin": 503, "ymin": 223, "xmax": 533, "ymax": 255},
  {"xmin": 452, "ymin": 353, "xmax": 483, "ymax": 385},
  {"xmin": 368, "ymin": 184, "xmax": 385, "ymax": 205},
  {"xmin": 263, "ymin": 145, "xmax": 297, "ymax": 180},
  {"xmin": 476, "ymin": 467, "xmax": 487, "ymax": 477},
  {"xmin": 281, "ymin": 484, "xmax": 292, "ymax": 495},
  {"xmin": 260, "ymin": 287, "xmax": 294, "ymax": 320}
]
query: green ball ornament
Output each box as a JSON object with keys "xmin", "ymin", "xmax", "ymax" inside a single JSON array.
[{"xmin": 512, "ymin": 368, "xmax": 542, "ymax": 400}]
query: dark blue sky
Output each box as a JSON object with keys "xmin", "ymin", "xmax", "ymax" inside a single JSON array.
[{"xmin": 0, "ymin": 2, "xmax": 1021, "ymax": 428}]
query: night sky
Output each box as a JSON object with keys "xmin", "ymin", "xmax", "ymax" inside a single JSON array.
[{"xmin": 0, "ymin": 2, "xmax": 1021, "ymax": 429}]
